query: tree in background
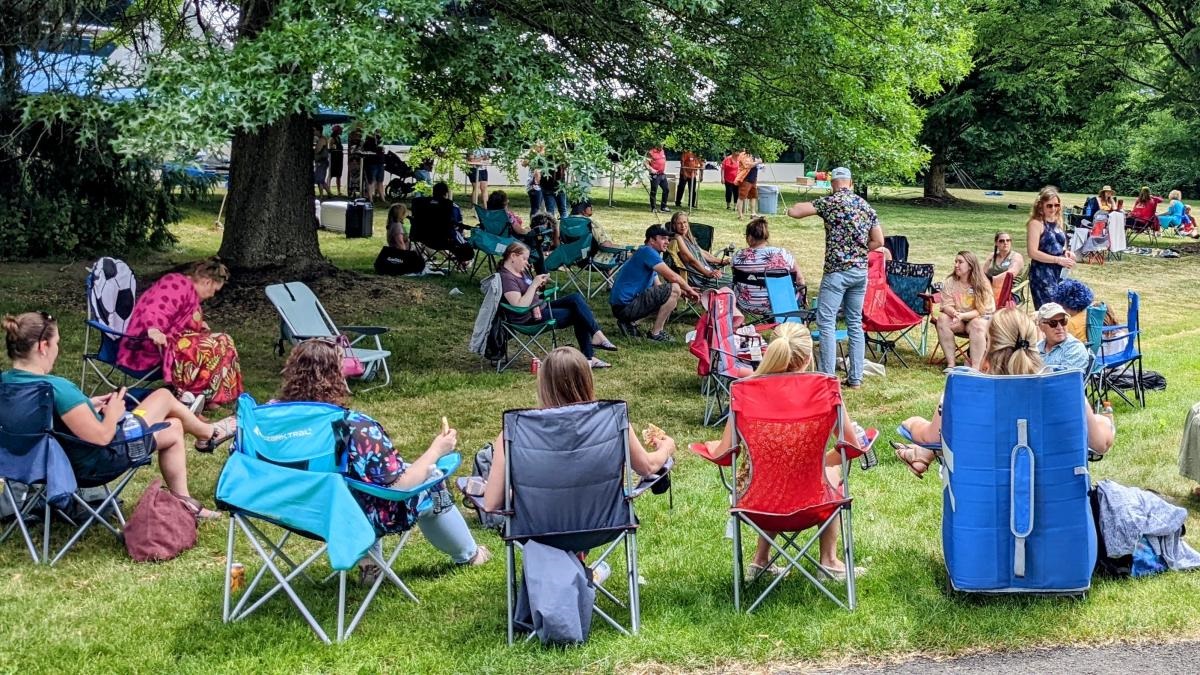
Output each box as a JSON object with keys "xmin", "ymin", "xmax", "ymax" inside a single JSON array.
[{"xmin": 18, "ymin": 0, "xmax": 971, "ymax": 277}]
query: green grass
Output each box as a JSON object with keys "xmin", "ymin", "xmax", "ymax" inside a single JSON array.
[{"xmin": 2, "ymin": 184, "xmax": 1200, "ymax": 673}]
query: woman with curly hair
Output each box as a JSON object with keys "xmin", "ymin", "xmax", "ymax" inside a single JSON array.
[{"xmin": 276, "ymin": 340, "xmax": 490, "ymax": 581}]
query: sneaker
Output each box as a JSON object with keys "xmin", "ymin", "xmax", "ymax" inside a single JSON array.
[
  {"xmin": 617, "ymin": 320, "xmax": 641, "ymax": 338},
  {"xmin": 647, "ymin": 330, "xmax": 674, "ymax": 343}
]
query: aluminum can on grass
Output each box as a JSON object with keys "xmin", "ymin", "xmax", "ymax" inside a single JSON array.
[{"xmin": 531, "ymin": 358, "xmax": 540, "ymax": 375}]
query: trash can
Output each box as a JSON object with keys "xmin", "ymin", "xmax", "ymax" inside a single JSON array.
[{"xmin": 757, "ymin": 184, "xmax": 780, "ymax": 215}]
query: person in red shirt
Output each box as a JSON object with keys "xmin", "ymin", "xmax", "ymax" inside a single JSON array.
[
  {"xmin": 646, "ymin": 144, "xmax": 668, "ymax": 213},
  {"xmin": 675, "ymin": 149, "xmax": 703, "ymax": 209},
  {"xmin": 721, "ymin": 150, "xmax": 740, "ymax": 210}
]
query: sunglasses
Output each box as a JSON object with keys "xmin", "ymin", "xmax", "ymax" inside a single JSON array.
[
  {"xmin": 37, "ymin": 311, "xmax": 55, "ymax": 343},
  {"xmin": 1045, "ymin": 203, "xmax": 1061, "ymax": 209},
  {"xmin": 1041, "ymin": 318, "xmax": 1067, "ymax": 328},
  {"xmin": 997, "ymin": 238, "xmax": 1012, "ymax": 243}
]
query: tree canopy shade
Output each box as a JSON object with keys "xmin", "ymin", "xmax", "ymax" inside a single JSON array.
[{"xmin": 19, "ymin": 0, "xmax": 971, "ymax": 274}]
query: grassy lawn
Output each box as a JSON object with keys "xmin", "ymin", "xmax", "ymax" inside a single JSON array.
[{"xmin": 2, "ymin": 183, "xmax": 1199, "ymax": 673}]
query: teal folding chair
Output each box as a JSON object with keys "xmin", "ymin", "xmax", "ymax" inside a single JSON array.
[{"xmin": 496, "ymin": 286, "xmax": 561, "ymax": 373}]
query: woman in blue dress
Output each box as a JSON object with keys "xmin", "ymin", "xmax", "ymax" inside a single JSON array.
[{"xmin": 1024, "ymin": 186, "xmax": 1076, "ymax": 309}]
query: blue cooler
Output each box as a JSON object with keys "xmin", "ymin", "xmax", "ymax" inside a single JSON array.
[{"xmin": 940, "ymin": 368, "xmax": 1095, "ymax": 595}]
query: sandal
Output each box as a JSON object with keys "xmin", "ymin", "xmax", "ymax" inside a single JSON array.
[
  {"xmin": 176, "ymin": 494, "xmax": 222, "ymax": 521},
  {"xmin": 891, "ymin": 441, "xmax": 931, "ymax": 479},
  {"xmin": 593, "ymin": 339, "xmax": 619, "ymax": 352},
  {"xmin": 465, "ymin": 545, "xmax": 492, "ymax": 566},
  {"xmin": 195, "ymin": 416, "xmax": 237, "ymax": 453},
  {"xmin": 589, "ymin": 358, "xmax": 612, "ymax": 369},
  {"xmin": 358, "ymin": 561, "xmax": 382, "ymax": 587},
  {"xmin": 747, "ymin": 562, "xmax": 787, "ymax": 580}
]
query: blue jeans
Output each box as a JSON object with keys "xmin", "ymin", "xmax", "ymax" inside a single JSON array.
[
  {"xmin": 527, "ymin": 188, "xmax": 543, "ymax": 217},
  {"xmin": 549, "ymin": 292, "xmax": 602, "ymax": 359},
  {"xmin": 369, "ymin": 504, "xmax": 478, "ymax": 564},
  {"xmin": 817, "ymin": 267, "xmax": 867, "ymax": 384}
]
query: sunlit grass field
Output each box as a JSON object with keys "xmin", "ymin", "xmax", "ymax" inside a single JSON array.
[{"xmin": 1, "ymin": 183, "xmax": 1198, "ymax": 673}]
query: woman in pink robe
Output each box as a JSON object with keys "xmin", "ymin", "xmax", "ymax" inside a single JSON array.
[{"xmin": 117, "ymin": 259, "xmax": 243, "ymax": 407}]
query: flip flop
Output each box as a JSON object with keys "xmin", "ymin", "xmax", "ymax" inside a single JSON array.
[
  {"xmin": 593, "ymin": 340, "xmax": 619, "ymax": 352},
  {"xmin": 891, "ymin": 440, "xmax": 930, "ymax": 480},
  {"xmin": 589, "ymin": 358, "xmax": 612, "ymax": 369}
]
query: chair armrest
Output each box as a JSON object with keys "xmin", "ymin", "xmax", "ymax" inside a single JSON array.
[
  {"xmin": 895, "ymin": 425, "xmax": 941, "ymax": 451},
  {"xmin": 342, "ymin": 325, "xmax": 389, "ymax": 336},
  {"xmin": 688, "ymin": 441, "xmax": 737, "ymax": 467},
  {"xmin": 630, "ymin": 456, "xmax": 673, "ymax": 500},
  {"xmin": 453, "ymin": 476, "xmax": 513, "ymax": 516},
  {"xmin": 836, "ymin": 427, "xmax": 878, "ymax": 460},
  {"xmin": 499, "ymin": 302, "xmax": 536, "ymax": 315},
  {"xmin": 345, "ymin": 453, "xmax": 462, "ymax": 500}
]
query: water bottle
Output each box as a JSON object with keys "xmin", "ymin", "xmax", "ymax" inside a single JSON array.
[{"xmin": 854, "ymin": 422, "xmax": 876, "ymax": 471}]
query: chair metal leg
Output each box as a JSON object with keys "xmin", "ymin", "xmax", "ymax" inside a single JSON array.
[
  {"xmin": 505, "ymin": 541, "xmax": 516, "ymax": 646},
  {"xmin": 0, "ymin": 481, "xmax": 39, "ymax": 563},
  {"xmin": 628, "ymin": 531, "xmax": 640, "ymax": 634},
  {"xmin": 842, "ymin": 507, "xmax": 857, "ymax": 611},
  {"xmin": 223, "ymin": 516, "xmax": 236, "ymax": 623},
  {"xmin": 235, "ymin": 517, "xmax": 332, "ymax": 645},
  {"xmin": 732, "ymin": 515, "xmax": 743, "ymax": 612}
]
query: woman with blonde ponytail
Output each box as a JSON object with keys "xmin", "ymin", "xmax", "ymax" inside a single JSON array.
[
  {"xmin": 701, "ymin": 322, "xmax": 870, "ymax": 580},
  {"xmin": 895, "ymin": 308, "xmax": 1114, "ymax": 477}
]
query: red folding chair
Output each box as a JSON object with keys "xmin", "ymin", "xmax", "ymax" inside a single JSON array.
[
  {"xmin": 692, "ymin": 373, "xmax": 876, "ymax": 612},
  {"xmin": 863, "ymin": 250, "xmax": 923, "ymax": 367},
  {"xmin": 690, "ymin": 289, "xmax": 755, "ymax": 426}
]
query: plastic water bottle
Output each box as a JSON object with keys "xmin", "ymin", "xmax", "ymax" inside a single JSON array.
[{"xmin": 854, "ymin": 422, "xmax": 876, "ymax": 471}]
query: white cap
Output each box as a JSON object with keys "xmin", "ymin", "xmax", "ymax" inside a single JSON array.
[{"xmin": 831, "ymin": 167, "xmax": 852, "ymax": 180}]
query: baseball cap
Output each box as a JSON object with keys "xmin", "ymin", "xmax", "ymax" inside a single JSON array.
[
  {"xmin": 831, "ymin": 167, "xmax": 852, "ymax": 180},
  {"xmin": 1036, "ymin": 302, "xmax": 1069, "ymax": 321},
  {"xmin": 645, "ymin": 225, "xmax": 671, "ymax": 240}
]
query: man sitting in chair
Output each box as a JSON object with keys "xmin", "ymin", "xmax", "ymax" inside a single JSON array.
[
  {"xmin": 609, "ymin": 225, "xmax": 700, "ymax": 342},
  {"xmin": 1035, "ymin": 302, "xmax": 1090, "ymax": 373}
]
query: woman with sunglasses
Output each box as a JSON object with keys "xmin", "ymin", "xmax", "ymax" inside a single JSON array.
[
  {"xmin": 1025, "ymin": 186, "xmax": 1074, "ymax": 309},
  {"xmin": 984, "ymin": 231, "xmax": 1025, "ymax": 281},
  {"xmin": 3, "ymin": 312, "xmax": 230, "ymax": 518},
  {"xmin": 117, "ymin": 258, "xmax": 243, "ymax": 408}
]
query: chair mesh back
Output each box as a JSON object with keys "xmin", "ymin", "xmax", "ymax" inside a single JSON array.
[
  {"xmin": 265, "ymin": 282, "xmax": 337, "ymax": 341},
  {"xmin": 706, "ymin": 291, "xmax": 744, "ymax": 378},
  {"xmin": 410, "ymin": 197, "xmax": 457, "ymax": 249},
  {"xmin": 691, "ymin": 223, "xmax": 715, "ymax": 252},
  {"xmin": 503, "ymin": 401, "xmax": 632, "ymax": 545},
  {"xmin": 0, "ymin": 383, "xmax": 56, "ymax": 454},
  {"xmin": 477, "ymin": 206, "xmax": 512, "ymax": 237},
  {"xmin": 886, "ymin": 261, "xmax": 934, "ymax": 316},
  {"xmin": 232, "ymin": 394, "xmax": 344, "ymax": 473},
  {"xmin": 731, "ymin": 374, "xmax": 841, "ymax": 514},
  {"xmin": 884, "ymin": 235, "xmax": 909, "ymax": 262},
  {"xmin": 763, "ymin": 269, "xmax": 803, "ymax": 322}
]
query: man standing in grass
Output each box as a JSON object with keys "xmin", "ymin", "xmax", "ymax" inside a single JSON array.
[
  {"xmin": 786, "ymin": 167, "xmax": 883, "ymax": 389},
  {"xmin": 610, "ymin": 225, "xmax": 700, "ymax": 342}
]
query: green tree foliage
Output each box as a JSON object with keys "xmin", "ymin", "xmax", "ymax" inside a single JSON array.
[{"xmin": 25, "ymin": 0, "xmax": 971, "ymax": 273}]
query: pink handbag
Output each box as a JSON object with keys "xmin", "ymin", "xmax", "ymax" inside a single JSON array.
[{"xmin": 337, "ymin": 335, "xmax": 365, "ymax": 378}]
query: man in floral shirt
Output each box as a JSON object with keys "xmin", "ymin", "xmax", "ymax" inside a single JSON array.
[{"xmin": 786, "ymin": 167, "xmax": 884, "ymax": 388}]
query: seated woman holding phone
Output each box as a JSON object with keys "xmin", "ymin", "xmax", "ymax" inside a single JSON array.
[{"xmin": 275, "ymin": 340, "xmax": 490, "ymax": 581}]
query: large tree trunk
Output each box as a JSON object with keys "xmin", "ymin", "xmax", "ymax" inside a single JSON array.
[
  {"xmin": 219, "ymin": 114, "xmax": 330, "ymax": 280},
  {"xmin": 217, "ymin": 0, "xmax": 331, "ymax": 281},
  {"xmin": 923, "ymin": 157, "xmax": 951, "ymax": 200}
]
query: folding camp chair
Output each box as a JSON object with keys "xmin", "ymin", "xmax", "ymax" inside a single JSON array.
[
  {"xmin": 217, "ymin": 394, "xmax": 460, "ymax": 644},
  {"xmin": 1092, "ymin": 290, "xmax": 1145, "ymax": 408},
  {"xmin": 883, "ymin": 235, "xmax": 909, "ymax": 262},
  {"xmin": 584, "ymin": 243, "xmax": 634, "ymax": 299},
  {"xmin": 691, "ymin": 373, "xmax": 875, "ymax": 612},
  {"xmin": 1084, "ymin": 302, "xmax": 1108, "ymax": 406},
  {"xmin": 79, "ymin": 257, "xmax": 163, "ymax": 402},
  {"xmin": 410, "ymin": 196, "xmax": 472, "ymax": 273},
  {"xmin": 691, "ymin": 222, "xmax": 716, "ymax": 253},
  {"xmin": 940, "ymin": 368, "xmax": 1095, "ymax": 595},
  {"xmin": 694, "ymin": 289, "xmax": 755, "ymax": 426},
  {"xmin": 469, "ymin": 205, "xmax": 517, "ymax": 280},
  {"xmin": 544, "ymin": 217, "xmax": 593, "ymax": 295},
  {"xmin": 863, "ymin": 250, "xmax": 923, "ymax": 367},
  {"xmin": 265, "ymin": 282, "xmax": 392, "ymax": 390},
  {"xmin": 495, "ymin": 284, "xmax": 560, "ymax": 373},
  {"xmin": 762, "ymin": 269, "xmax": 847, "ymax": 368},
  {"xmin": 0, "ymin": 382, "xmax": 157, "ymax": 565},
  {"xmin": 884, "ymin": 260, "xmax": 934, "ymax": 356},
  {"xmin": 923, "ymin": 276, "xmax": 1002, "ymax": 368},
  {"xmin": 496, "ymin": 400, "xmax": 669, "ymax": 643}
]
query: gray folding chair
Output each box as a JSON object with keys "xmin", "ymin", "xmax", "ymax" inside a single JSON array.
[
  {"xmin": 498, "ymin": 401, "xmax": 668, "ymax": 644},
  {"xmin": 265, "ymin": 282, "xmax": 392, "ymax": 390}
]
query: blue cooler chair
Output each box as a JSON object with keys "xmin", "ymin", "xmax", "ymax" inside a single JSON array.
[{"xmin": 940, "ymin": 368, "xmax": 1095, "ymax": 595}]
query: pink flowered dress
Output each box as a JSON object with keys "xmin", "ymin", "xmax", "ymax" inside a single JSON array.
[{"xmin": 117, "ymin": 272, "xmax": 243, "ymax": 404}]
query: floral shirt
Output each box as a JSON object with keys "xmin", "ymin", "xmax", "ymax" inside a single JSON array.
[
  {"xmin": 732, "ymin": 245, "xmax": 796, "ymax": 314},
  {"xmin": 340, "ymin": 411, "xmax": 451, "ymax": 535},
  {"xmin": 812, "ymin": 188, "xmax": 879, "ymax": 274}
]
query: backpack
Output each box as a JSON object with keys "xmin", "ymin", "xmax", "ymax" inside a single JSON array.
[
  {"xmin": 124, "ymin": 479, "xmax": 198, "ymax": 562},
  {"xmin": 467, "ymin": 443, "xmax": 505, "ymax": 531}
]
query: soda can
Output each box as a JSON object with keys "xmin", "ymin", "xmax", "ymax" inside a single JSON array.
[
  {"xmin": 230, "ymin": 562, "xmax": 245, "ymax": 592},
  {"xmin": 531, "ymin": 358, "xmax": 541, "ymax": 375}
]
